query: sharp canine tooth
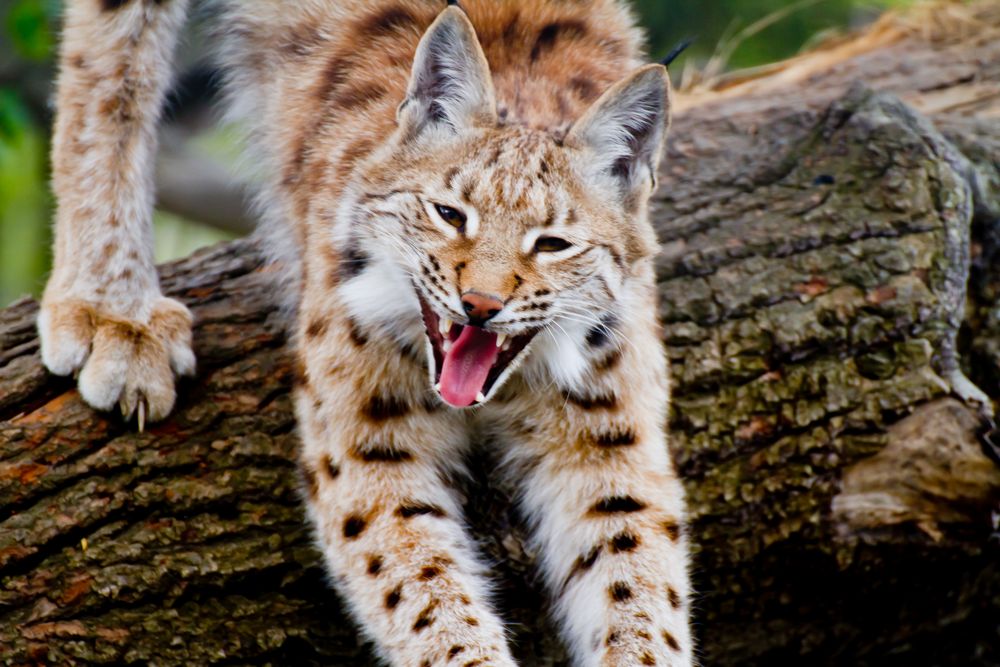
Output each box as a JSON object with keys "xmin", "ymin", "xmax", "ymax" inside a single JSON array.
[
  {"xmin": 476, "ymin": 392, "xmax": 486, "ymax": 403},
  {"xmin": 434, "ymin": 383, "xmax": 442, "ymax": 392},
  {"xmin": 443, "ymin": 340, "xmax": 452, "ymax": 352},
  {"xmin": 496, "ymin": 334, "xmax": 507, "ymax": 348},
  {"xmin": 439, "ymin": 318, "xmax": 452, "ymax": 336}
]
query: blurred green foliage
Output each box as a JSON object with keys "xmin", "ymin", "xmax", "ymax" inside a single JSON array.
[
  {"xmin": 0, "ymin": 0, "xmax": 913, "ymax": 306},
  {"xmin": 6, "ymin": 0, "xmax": 56, "ymax": 61},
  {"xmin": 635, "ymin": 0, "xmax": 912, "ymax": 68}
]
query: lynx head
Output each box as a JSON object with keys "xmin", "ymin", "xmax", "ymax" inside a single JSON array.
[{"xmin": 337, "ymin": 7, "xmax": 671, "ymax": 408}]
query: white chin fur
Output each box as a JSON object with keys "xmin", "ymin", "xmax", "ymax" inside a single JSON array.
[
  {"xmin": 527, "ymin": 315, "xmax": 591, "ymax": 389},
  {"xmin": 339, "ymin": 253, "xmax": 422, "ymax": 339}
]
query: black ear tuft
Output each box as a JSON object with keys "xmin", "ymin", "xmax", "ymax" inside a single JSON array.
[{"xmin": 659, "ymin": 37, "xmax": 694, "ymax": 68}]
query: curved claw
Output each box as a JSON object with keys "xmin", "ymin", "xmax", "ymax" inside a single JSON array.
[{"xmin": 137, "ymin": 398, "xmax": 146, "ymax": 434}]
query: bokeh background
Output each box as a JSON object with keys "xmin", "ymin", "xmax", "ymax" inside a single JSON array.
[{"xmin": 0, "ymin": 0, "xmax": 914, "ymax": 307}]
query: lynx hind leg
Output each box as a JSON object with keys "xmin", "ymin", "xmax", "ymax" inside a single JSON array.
[
  {"xmin": 294, "ymin": 353, "xmax": 517, "ymax": 666},
  {"xmin": 40, "ymin": 0, "xmax": 193, "ymax": 423},
  {"xmin": 509, "ymin": 408, "xmax": 693, "ymax": 666}
]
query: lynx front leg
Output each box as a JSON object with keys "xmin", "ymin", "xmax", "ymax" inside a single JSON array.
[
  {"xmin": 40, "ymin": 0, "xmax": 193, "ymax": 422},
  {"xmin": 295, "ymin": 346, "xmax": 515, "ymax": 667},
  {"xmin": 508, "ymin": 397, "xmax": 693, "ymax": 666}
]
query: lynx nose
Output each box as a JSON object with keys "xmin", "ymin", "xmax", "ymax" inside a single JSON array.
[{"xmin": 461, "ymin": 292, "xmax": 503, "ymax": 326}]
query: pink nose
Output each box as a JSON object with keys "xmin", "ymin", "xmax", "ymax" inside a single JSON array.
[{"xmin": 461, "ymin": 292, "xmax": 503, "ymax": 324}]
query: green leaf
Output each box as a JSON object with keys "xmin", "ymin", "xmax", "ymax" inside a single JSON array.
[
  {"xmin": 6, "ymin": 0, "xmax": 55, "ymax": 62},
  {"xmin": 0, "ymin": 89, "xmax": 32, "ymax": 142}
]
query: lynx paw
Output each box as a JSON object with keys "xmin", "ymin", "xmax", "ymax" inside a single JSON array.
[{"xmin": 39, "ymin": 297, "xmax": 195, "ymax": 425}]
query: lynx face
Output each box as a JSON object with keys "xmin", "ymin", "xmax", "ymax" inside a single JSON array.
[{"xmin": 334, "ymin": 9, "xmax": 669, "ymax": 408}]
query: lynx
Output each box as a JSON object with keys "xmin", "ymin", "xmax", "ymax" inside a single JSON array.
[{"xmin": 40, "ymin": 0, "xmax": 692, "ymax": 664}]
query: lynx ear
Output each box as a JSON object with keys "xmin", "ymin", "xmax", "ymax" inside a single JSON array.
[
  {"xmin": 566, "ymin": 64, "xmax": 672, "ymax": 210},
  {"xmin": 398, "ymin": 7, "xmax": 497, "ymax": 139}
]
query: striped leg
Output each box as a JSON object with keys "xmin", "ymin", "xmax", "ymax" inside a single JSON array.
[
  {"xmin": 508, "ymin": 399, "xmax": 693, "ymax": 666},
  {"xmin": 294, "ymin": 324, "xmax": 517, "ymax": 667}
]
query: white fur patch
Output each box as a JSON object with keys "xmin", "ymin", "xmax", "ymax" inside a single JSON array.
[{"xmin": 338, "ymin": 250, "xmax": 422, "ymax": 338}]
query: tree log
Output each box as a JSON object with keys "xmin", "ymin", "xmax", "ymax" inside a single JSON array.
[{"xmin": 2, "ymin": 4, "xmax": 999, "ymax": 665}]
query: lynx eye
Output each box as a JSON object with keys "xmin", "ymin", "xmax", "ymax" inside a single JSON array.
[
  {"xmin": 433, "ymin": 203, "xmax": 467, "ymax": 229},
  {"xmin": 534, "ymin": 236, "xmax": 572, "ymax": 253}
]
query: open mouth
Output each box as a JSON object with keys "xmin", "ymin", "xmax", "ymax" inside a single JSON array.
[{"xmin": 418, "ymin": 295, "xmax": 539, "ymax": 407}]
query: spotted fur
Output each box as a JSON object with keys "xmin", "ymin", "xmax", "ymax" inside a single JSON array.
[{"xmin": 43, "ymin": 1, "xmax": 692, "ymax": 665}]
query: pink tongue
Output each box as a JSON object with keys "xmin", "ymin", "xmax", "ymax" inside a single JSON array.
[{"xmin": 439, "ymin": 326, "xmax": 499, "ymax": 407}]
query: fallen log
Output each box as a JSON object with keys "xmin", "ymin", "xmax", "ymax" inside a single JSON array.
[{"xmin": 2, "ymin": 3, "xmax": 999, "ymax": 665}]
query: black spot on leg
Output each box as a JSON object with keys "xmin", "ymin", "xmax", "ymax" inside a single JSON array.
[
  {"xmin": 590, "ymin": 496, "xmax": 647, "ymax": 515},
  {"xmin": 448, "ymin": 645, "xmax": 466, "ymax": 659},
  {"xmin": 420, "ymin": 565, "xmax": 442, "ymax": 580},
  {"xmin": 396, "ymin": 503, "xmax": 447, "ymax": 519},
  {"xmin": 385, "ymin": 584, "xmax": 402, "ymax": 609},
  {"xmin": 563, "ymin": 390, "xmax": 618, "ymax": 411},
  {"xmin": 668, "ymin": 586, "xmax": 682, "ymax": 609},
  {"xmin": 594, "ymin": 429, "xmax": 637, "ymax": 447},
  {"xmin": 367, "ymin": 555, "xmax": 383, "ymax": 576},
  {"xmin": 343, "ymin": 515, "xmax": 367, "ymax": 539},
  {"xmin": 640, "ymin": 652, "xmax": 656, "ymax": 665},
  {"xmin": 662, "ymin": 630, "xmax": 681, "ymax": 651},
  {"xmin": 353, "ymin": 444, "xmax": 414, "ymax": 463},
  {"xmin": 321, "ymin": 455, "xmax": 340, "ymax": 480},
  {"xmin": 609, "ymin": 581, "xmax": 633, "ymax": 602},
  {"xmin": 610, "ymin": 532, "xmax": 640, "ymax": 552},
  {"xmin": 563, "ymin": 544, "xmax": 602, "ymax": 591},
  {"xmin": 413, "ymin": 600, "xmax": 437, "ymax": 632},
  {"xmin": 664, "ymin": 520, "xmax": 682, "ymax": 542},
  {"xmin": 361, "ymin": 394, "xmax": 410, "ymax": 421},
  {"xmin": 464, "ymin": 616, "xmax": 479, "ymax": 626}
]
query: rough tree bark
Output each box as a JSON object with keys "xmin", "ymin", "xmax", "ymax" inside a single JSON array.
[{"xmin": 2, "ymin": 3, "xmax": 1000, "ymax": 665}]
